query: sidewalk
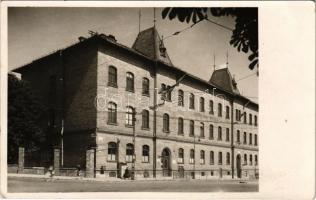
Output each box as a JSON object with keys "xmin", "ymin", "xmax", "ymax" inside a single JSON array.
[{"xmin": 8, "ymin": 173, "xmax": 258, "ymax": 184}]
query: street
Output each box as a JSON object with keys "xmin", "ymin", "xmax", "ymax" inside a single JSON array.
[{"xmin": 8, "ymin": 177, "xmax": 258, "ymax": 192}]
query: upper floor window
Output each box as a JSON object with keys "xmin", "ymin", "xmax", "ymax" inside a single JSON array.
[
  {"xmin": 200, "ymin": 97, "xmax": 205, "ymax": 112},
  {"xmin": 249, "ymin": 113, "xmax": 252, "ymax": 125},
  {"xmin": 126, "ymin": 143, "xmax": 134, "ymax": 162},
  {"xmin": 218, "ymin": 152, "xmax": 222, "ymax": 165},
  {"xmin": 235, "ymin": 109, "xmax": 239, "ymax": 121},
  {"xmin": 107, "ymin": 142, "xmax": 117, "ymax": 161},
  {"xmin": 243, "ymin": 111, "xmax": 247, "ymax": 124},
  {"xmin": 189, "ymin": 120, "xmax": 195, "ymax": 137},
  {"xmin": 218, "ymin": 126, "xmax": 222, "ymax": 141},
  {"xmin": 254, "ymin": 115, "xmax": 258, "ymax": 126},
  {"xmin": 126, "ymin": 72, "xmax": 134, "ymax": 92},
  {"xmin": 189, "ymin": 93, "xmax": 195, "ymax": 109},
  {"xmin": 108, "ymin": 66, "xmax": 117, "ymax": 87},
  {"xmin": 142, "ymin": 78, "xmax": 150, "ymax": 96},
  {"xmin": 190, "ymin": 149, "xmax": 195, "ymax": 164},
  {"xmin": 163, "ymin": 113, "xmax": 170, "ymax": 133},
  {"xmin": 178, "ymin": 117, "xmax": 184, "ymax": 135},
  {"xmin": 166, "ymin": 85, "xmax": 172, "ymax": 102},
  {"xmin": 200, "ymin": 150, "xmax": 205, "ymax": 164},
  {"xmin": 226, "ymin": 128, "xmax": 230, "ymax": 142},
  {"xmin": 178, "ymin": 148, "xmax": 184, "ymax": 163},
  {"xmin": 249, "ymin": 154, "xmax": 253, "ymax": 165},
  {"xmin": 255, "ymin": 155, "xmax": 258, "ymax": 165},
  {"xmin": 237, "ymin": 130, "xmax": 240, "ymax": 143},
  {"xmin": 243, "ymin": 132, "xmax": 247, "ymax": 144},
  {"xmin": 225, "ymin": 106, "xmax": 230, "ymax": 119},
  {"xmin": 210, "ymin": 151, "xmax": 214, "ymax": 165},
  {"xmin": 142, "ymin": 145, "xmax": 149, "ymax": 162},
  {"xmin": 226, "ymin": 152, "xmax": 230, "ymax": 165},
  {"xmin": 125, "ymin": 106, "xmax": 135, "ymax": 126},
  {"xmin": 255, "ymin": 134, "xmax": 258, "ymax": 146},
  {"xmin": 200, "ymin": 122, "xmax": 205, "ymax": 138},
  {"xmin": 142, "ymin": 110, "xmax": 149, "ymax": 129},
  {"xmin": 249, "ymin": 133, "xmax": 253, "ymax": 145},
  {"xmin": 209, "ymin": 124, "xmax": 214, "ymax": 140},
  {"xmin": 108, "ymin": 102, "xmax": 117, "ymax": 124},
  {"xmin": 178, "ymin": 90, "xmax": 184, "ymax": 107},
  {"xmin": 218, "ymin": 103, "xmax": 222, "ymax": 117},
  {"xmin": 209, "ymin": 100, "xmax": 214, "ymax": 114}
]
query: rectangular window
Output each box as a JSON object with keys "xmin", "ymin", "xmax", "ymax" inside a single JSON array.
[
  {"xmin": 243, "ymin": 132, "xmax": 247, "ymax": 144},
  {"xmin": 249, "ymin": 133, "xmax": 252, "ymax": 145},
  {"xmin": 255, "ymin": 134, "xmax": 258, "ymax": 146},
  {"xmin": 189, "ymin": 121, "xmax": 194, "ymax": 137},
  {"xmin": 209, "ymin": 100, "xmax": 214, "ymax": 114},
  {"xmin": 226, "ymin": 106, "xmax": 230, "ymax": 119},
  {"xmin": 254, "ymin": 115, "xmax": 258, "ymax": 126},
  {"xmin": 243, "ymin": 112, "xmax": 247, "ymax": 124},
  {"xmin": 218, "ymin": 152, "xmax": 222, "ymax": 165},
  {"xmin": 200, "ymin": 97, "xmax": 205, "ymax": 112},
  {"xmin": 189, "ymin": 94, "xmax": 195, "ymax": 109},
  {"xmin": 237, "ymin": 130, "xmax": 240, "ymax": 143}
]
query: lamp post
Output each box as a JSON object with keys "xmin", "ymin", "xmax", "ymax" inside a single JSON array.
[{"xmin": 132, "ymin": 109, "xmax": 137, "ymax": 180}]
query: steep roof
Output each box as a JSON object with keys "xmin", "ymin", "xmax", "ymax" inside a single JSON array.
[
  {"xmin": 132, "ymin": 27, "xmax": 173, "ymax": 66},
  {"xmin": 209, "ymin": 67, "xmax": 240, "ymax": 95}
]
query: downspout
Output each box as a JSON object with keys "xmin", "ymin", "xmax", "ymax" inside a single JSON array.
[
  {"xmin": 59, "ymin": 50, "xmax": 65, "ymax": 167},
  {"xmin": 230, "ymin": 97, "xmax": 235, "ymax": 179},
  {"xmin": 152, "ymin": 28, "xmax": 158, "ymax": 178}
]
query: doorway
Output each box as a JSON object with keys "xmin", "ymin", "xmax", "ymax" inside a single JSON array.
[{"xmin": 161, "ymin": 148, "xmax": 171, "ymax": 177}]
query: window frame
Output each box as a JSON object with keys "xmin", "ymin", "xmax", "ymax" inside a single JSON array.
[
  {"xmin": 107, "ymin": 142, "xmax": 117, "ymax": 161},
  {"xmin": 178, "ymin": 117, "xmax": 184, "ymax": 135},
  {"xmin": 189, "ymin": 120, "xmax": 195, "ymax": 137},
  {"xmin": 141, "ymin": 110, "xmax": 150, "ymax": 129},
  {"xmin": 200, "ymin": 97, "xmax": 205, "ymax": 112},
  {"xmin": 142, "ymin": 77, "xmax": 150, "ymax": 96},
  {"xmin": 178, "ymin": 89, "xmax": 184, "ymax": 107},
  {"xmin": 126, "ymin": 143, "xmax": 134, "ymax": 162},
  {"xmin": 163, "ymin": 113, "xmax": 170, "ymax": 133},
  {"xmin": 108, "ymin": 66, "xmax": 117, "ymax": 87},
  {"xmin": 107, "ymin": 102, "xmax": 117, "ymax": 124},
  {"xmin": 126, "ymin": 72, "xmax": 135, "ymax": 92},
  {"xmin": 189, "ymin": 93, "xmax": 195, "ymax": 109},
  {"xmin": 142, "ymin": 145, "xmax": 150, "ymax": 163}
]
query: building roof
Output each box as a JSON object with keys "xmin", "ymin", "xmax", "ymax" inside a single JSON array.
[
  {"xmin": 132, "ymin": 27, "xmax": 173, "ymax": 66},
  {"xmin": 209, "ymin": 67, "xmax": 240, "ymax": 95},
  {"xmin": 12, "ymin": 27, "xmax": 258, "ymax": 108}
]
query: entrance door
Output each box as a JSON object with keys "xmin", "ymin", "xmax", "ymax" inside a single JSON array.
[
  {"xmin": 161, "ymin": 148, "xmax": 171, "ymax": 177},
  {"xmin": 178, "ymin": 166, "xmax": 184, "ymax": 178},
  {"xmin": 236, "ymin": 154, "xmax": 242, "ymax": 178}
]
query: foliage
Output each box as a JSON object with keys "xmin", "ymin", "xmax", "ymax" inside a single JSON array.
[
  {"xmin": 8, "ymin": 74, "xmax": 46, "ymax": 163},
  {"xmin": 162, "ymin": 8, "xmax": 258, "ymax": 70}
]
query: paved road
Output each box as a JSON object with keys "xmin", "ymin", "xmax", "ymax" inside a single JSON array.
[{"xmin": 8, "ymin": 177, "xmax": 258, "ymax": 192}]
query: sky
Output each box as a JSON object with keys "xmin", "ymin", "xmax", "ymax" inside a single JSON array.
[{"xmin": 8, "ymin": 7, "xmax": 258, "ymax": 102}]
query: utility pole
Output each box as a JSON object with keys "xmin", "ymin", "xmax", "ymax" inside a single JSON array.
[{"xmin": 132, "ymin": 109, "xmax": 137, "ymax": 180}]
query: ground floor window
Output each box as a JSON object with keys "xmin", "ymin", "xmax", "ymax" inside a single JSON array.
[
  {"xmin": 142, "ymin": 145, "xmax": 149, "ymax": 162},
  {"xmin": 189, "ymin": 149, "xmax": 195, "ymax": 164},
  {"xmin": 126, "ymin": 143, "xmax": 134, "ymax": 162},
  {"xmin": 107, "ymin": 142, "xmax": 117, "ymax": 161}
]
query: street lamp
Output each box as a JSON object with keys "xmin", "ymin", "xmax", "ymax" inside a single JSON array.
[{"xmin": 131, "ymin": 109, "xmax": 137, "ymax": 180}]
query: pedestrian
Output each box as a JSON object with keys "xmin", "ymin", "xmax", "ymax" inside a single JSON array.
[
  {"xmin": 76, "ymin": 164, "xmax": 81, "ymax": 177},
  {"xmin": 123, "ymin": 166, "xmax": 130, "ymax": 179},
  {"xmin": 46, "ymin": 165, "xmax": 55, "ymax": 182}
]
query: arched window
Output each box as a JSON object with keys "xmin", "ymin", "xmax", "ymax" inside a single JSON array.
[
  {"xmin": 226, "ymin": 106, "xmax": 230, "ymax": 119},
  {"xmin": 243, "ymin": 132, "xmax": 247, "ymax": 144},
  {"xmin": 254, "ymin": 115, "xmax": 258, "ymax": 126},
  {"xmin": 126, "ymin": 72, "xmax": 134, "ymax": 92},
  {"xmin": 200, "ymin": 150, "xmax": 205, "ymax": 164},
  {"xmin": 226, "ymin": 152, "xmax": 230, "ymax": 165},
  {"xmin": 209, "ymin": 100, "xmax": 214, "ymax": 114},
  {"xmin": 249, "ymin": 113, "xmax": 252, "ymax": 125},
  {"xmin": 107, "ymin": 142, "xmax": 117, "ymax": 161},
  {"xmin": 108, "ymin": 66, "xmax": 117, "ymax": 87},
  {"xmin": 142, "ymin": 110, "xmax": 149, "ymax": 129},
  {"xmin": 108, "ymin": 102, "xmax": 117, "ymax": 124},
  {"xmin": 178, "ymin": 148, "xmax": 184, "ymax": 163},
  {"xmin": 250, "ymin": 154, "xmax": 253, "ymax": 165},
  {"xmin": 178, "ymin": 117, "xmax": 184, "ymax": 135},
  {"xmin": 244, "ymin": 154, "xmax": 247, "ymax": 165},
  {"xmin": 126, "ymin": 106, "xmax": 135, "ymax": 126},
  {"xmin": 163, "ymin": 113, "xmax": 170, "ymax": 132},
  {"xmin": 243, "ymin": 111, "xmax": 247, "ymax": 124},
  {"xmin": 126, "ymin": 143, "xmax": 134, "ymax": 162},
  {"xmin": 200, "ymin": 97, "xmax": 205, "ymax": 112},
  {"xmin": 255, "ymin": 155, "xmax": 258, "ymax": 165},
  {"xmin": 209, "ymin": 124, "xmax": 214, "ymax": 140},
  {"xmin": 218, "ymin": 103, "xmax": 222, "ymax": 117},
  {"xmin": 189, "ymin": 120, "xmax": 194, "ymax": 137},
  {"xmin": 142, "ymin": 145, "xmax": 149, "ymax": 162},
  {"xmin": 200, "ymin": 122, "xmax": 205, "ymax": 138},
  {"xmin": 166, "ymin": 85, "xmax": 172, "ymax": 101},
  {"xmin": 218, "ymin": 152, "xmax": 222, "ymax": 165},
  {"xmin": 226, "ymin": 128, "xmax": 230, "ymax": 142},
  {"xmin": 237, "ymin": 130, "xmax": 241, "ymax": 143},
  {"xmin": 218, "ymin": 126, "xmax": 222, "ymax": 141},
  {"xmin": 189, "ymin": 93, "xmax": 195, "ymax": 109},
  {"xmin": 142, "ymin": 78, "xmax": 150, "ymax": 96},
  {"xmin": 255, "ymin": 134, "xmax": 258, "ymax": 146},
  {"xmin": 249, "ymin": 133, "xmax": 253, "ymax": 145},
  {"xmin": 178, "ymin": 90, "xmax": 184, "ymax": 106},
  {"xmin": 190, "ymin": 149, "xmax": 195, "ymax": 164},
  {"xmin": 210, "ymin": 151, "xmax": 214, "ymax": 165}
]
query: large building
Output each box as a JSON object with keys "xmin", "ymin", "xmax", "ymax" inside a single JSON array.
[{"xmin": 13, "ymin": 27, "xmax": 258, "ymax": 180}]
